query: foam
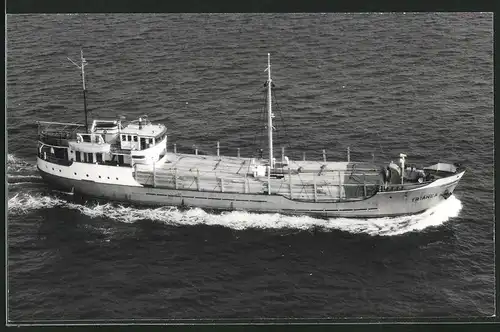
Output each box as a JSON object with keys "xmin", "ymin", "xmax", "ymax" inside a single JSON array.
[
  {"xmin": 7, "ymin": 154, "xmax": 20, "ymax": 163},
  {"xmin": 321, "ymin": 195, "xmax": 463, "ymax": 236},
  {"xmin": 7, "ymin": 181, "xmax": 42, "ymax": 187},
  {"xmin": 8, "ymin": 193, "xmax": 67, "ymax": 215},
  {"xmin": 7, "ymin": 174, "xmax": 42, "ymax": 180},
  {"xmin": 7, "ymin": 154, "xmax": 37, "ymax": 172},
  {"xmin": 7, "ymin": 191, "xmax": 463, "ymax": 236}
]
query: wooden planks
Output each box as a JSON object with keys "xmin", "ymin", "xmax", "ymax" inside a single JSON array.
[{"xmin": 133, "ymin": 152, "xmax": 382, "ymax": 199}]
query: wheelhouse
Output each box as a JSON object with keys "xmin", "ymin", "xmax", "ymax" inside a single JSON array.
[{"xmin": 37, "ymin": 117, "xmax": 168, "ymax": 168}]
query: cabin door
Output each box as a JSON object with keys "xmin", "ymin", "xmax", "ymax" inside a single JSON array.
[{"xmin": 140, "ymin": 137, "xmax": 147, "ymax": 150}]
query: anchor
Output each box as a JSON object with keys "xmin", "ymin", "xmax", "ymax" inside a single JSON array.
[{"xmin": 441, "ymin": 190, "xmax": 452, "ymax": 199}]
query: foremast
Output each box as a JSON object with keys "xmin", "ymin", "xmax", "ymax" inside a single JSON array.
[
  {"xmin": 265, "ymin": 53, "xmax": 274, "ymax": 170},
  {"xmin": 67, "ymin": 49, "xmax": 89, "ymax": 133}
]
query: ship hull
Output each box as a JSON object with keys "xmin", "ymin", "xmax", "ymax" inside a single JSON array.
[{"xmin": 37, "ymin": 161, "xmax": 464, "ymax": 218}]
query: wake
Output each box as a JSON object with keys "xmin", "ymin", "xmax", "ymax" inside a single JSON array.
[
  {"xmin": 7, "ymin": 153, "xmax": 37, "ymax": 172},
  {"xmin": 7, "ymin": 191, "xmax": 463, "ymax": 236}
]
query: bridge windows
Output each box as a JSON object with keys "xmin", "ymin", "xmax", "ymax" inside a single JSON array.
[{"xmin": 75, "ymin": 151, "xmax": 104, "ymax": 164}]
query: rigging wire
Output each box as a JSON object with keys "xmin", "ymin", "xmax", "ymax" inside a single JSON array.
[
  {"xmin": 272, "ymin": 88, "xmax": 293, "ymax": 152},
  {"xmin": 250, "ymin": 86, "xmax": 267, "ymax": 157}
]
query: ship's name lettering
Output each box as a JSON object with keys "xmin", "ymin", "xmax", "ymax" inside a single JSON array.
[{"xmin": 412, "ymin": 193, "xmax": 438, "ymax": 202}]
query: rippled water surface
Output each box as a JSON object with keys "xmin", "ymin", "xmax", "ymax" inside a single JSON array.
[{"xmin": 6, "ymin": 13, "xmax": 494, "ymax": 321}]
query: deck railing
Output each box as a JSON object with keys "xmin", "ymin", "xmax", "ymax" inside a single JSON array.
[
  {"xmin": 76, "ymin": 133, "xmax": 105, "ymax": 144},
  {"xmin": 37, "ymin": 121, "xmax": 84, "ymax": 138},
  {"xmin": 133, "ymin": 162, "xmax": 385, "ymax": 201},
  {"xmin": 38, "ymin": 152, "xmax": 73, "ymax": 166}
]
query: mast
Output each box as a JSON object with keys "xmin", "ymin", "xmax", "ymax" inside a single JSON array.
[
  {"xmin": 266, "ymin": 53, "xmax": 274, "ymax": 169},
  {"xmin": 67, "ymin": 49, "xmax": 89, "ymax": 133}
]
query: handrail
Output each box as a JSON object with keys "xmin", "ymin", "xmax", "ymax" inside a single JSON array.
[
  {"xmin": 37, "ymin": 140, "xmax": 69, "ymax": 149},
  {"xmin": 381, "ymin": 181, "xmax": 430, "ymax": 192},
  {"xmin": 39, "ymin": 153, "xmax": 73, "ymax": 166},
  {"xmin": 76, "ymin": 133, "xmax": 105, "ymax": 144},
  {"xmin": 39, "ymin": 131, "xmax": 73, "ymax": 138}
]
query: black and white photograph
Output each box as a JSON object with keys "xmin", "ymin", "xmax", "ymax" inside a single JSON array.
[{"xmin": 6, "ymin": 13, "xmax": 494, "ymax": 323}]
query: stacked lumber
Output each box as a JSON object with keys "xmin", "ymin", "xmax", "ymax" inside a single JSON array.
[{"xmin": 133, "ymin": 153, "xmax": 382, "ymax": 200}]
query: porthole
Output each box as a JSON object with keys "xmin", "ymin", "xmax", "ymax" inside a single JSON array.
[
  {"xmin": 99, "ymin": 175, "xmax": 101, "ymax": 178},
  {"xmin": 59, "ymin": 170, "xmax": 61, "ymax": 172},
  {"xmin": 74, "ymin": 172, "xmax": 77, "ymax": 175},
  {"xmin": 52, "ymin": 168, "xmax": 54, "ymax": 170},
  {"xmin": 107, "ymin": 177, "xmax": 110, "ymax": 179},
  {"xmin": 86, "ymin": 174, "xmax": 89, "ymax": 177},
  {"xmin": 116, "ymin": 177, "xmax": 118, "ymax": 180}
]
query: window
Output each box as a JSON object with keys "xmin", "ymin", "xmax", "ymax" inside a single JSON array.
[
  {"xmin": 96, "ymin": 153, "xmax": 103, "ymax": 163},
  {"xmin": 127, "ymin": 135, "xmax": 132, "ymax": 141},
  {"xmin": 88, "ymin": 153, "xmax": 94, "ymax": 163},
  {"xmin": 133, "ymin": 136, "xmax": 138, "ymax": 142},
  {"xmin": 76, "ymin": 151, "xmax": 81, "ymax": 162},
  {"xmin": 122, "ymin": 134, "xmax": 127, "ymax": 141}
]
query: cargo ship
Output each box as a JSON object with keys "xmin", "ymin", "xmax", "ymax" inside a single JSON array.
[{"xmin": 36, "ymin": 51, "xmax": 464, "ymax": 218}]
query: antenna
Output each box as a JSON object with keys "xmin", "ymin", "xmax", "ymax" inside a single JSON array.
[{"xmin": 67, "ymin": 49, "xmax": 89, "ymax": 133}]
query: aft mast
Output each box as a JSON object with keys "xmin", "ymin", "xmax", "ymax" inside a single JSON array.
[
  {"xmin": 266, "ymin": 53, "xmax": 274, "ymax": 170},
  {"xmin": 67, "ymin": 49, "xmax": 89, "ymax": 133}
]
